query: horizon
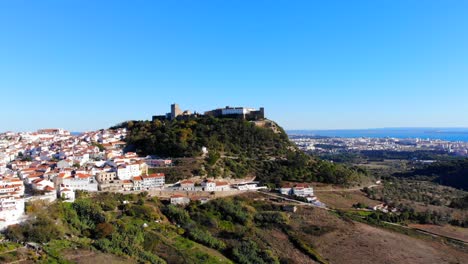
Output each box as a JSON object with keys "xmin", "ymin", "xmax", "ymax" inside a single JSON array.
[
  {"xmin": 1, "ymin": 1, "xmax": 468, "ymax": 131},
  {"xmin": 5, "ymin": 126, "xmax": 468, "ymax": 134}
]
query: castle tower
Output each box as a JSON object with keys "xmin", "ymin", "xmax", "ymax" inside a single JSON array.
[{"xmin": 171, "ymin": 103, "xmax": 182, "ymax": 120}]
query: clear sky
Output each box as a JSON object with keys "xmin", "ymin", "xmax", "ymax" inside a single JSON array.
[{"xmin": 1, "ymin": 0, "xmax": 467, "ymax": 132}]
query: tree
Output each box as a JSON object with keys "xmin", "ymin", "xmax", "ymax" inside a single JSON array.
[{"xmin": 94, "ymin": 222, "xmax": 114, "ymax": 239}]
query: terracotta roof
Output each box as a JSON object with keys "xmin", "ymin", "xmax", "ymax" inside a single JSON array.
[
  {"xmin": 294, "ymin": 183, "xmax": 310, "ymax": 188},
  {"xmin": 75, "ymin": 173, "xmax": 91, "ymax": 179},
  {"xmin": 180, "ymin": 180, "xmax": 194, "ymax": 184},
  {"xmin": 215, "ymin": 181, "xmax": 229, "ymax": 186},
  {"xmin": 44, "ymin": 186, "xmax": 55, "ymax": 191},
  {"xmin": 143, "ymin": 173, "xmax": 165, "ymax": 179},
  {"xmin": 171, "ymin": 194, "xmax": 186, "ymax": 198}
]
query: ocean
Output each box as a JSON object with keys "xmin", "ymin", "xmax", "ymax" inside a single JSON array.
[{"xmin": 287, "ymin": 128, "xmax": 468, "ymax": 142}]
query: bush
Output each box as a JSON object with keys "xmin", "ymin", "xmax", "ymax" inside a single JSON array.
[{"xmin": 254, "ymin": 211, "xmax": 289, "ymax": 226}]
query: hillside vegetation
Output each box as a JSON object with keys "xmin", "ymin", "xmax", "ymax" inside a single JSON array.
[
  {"xmin": 7, "ymin": 192, "xmax": 467, "ymax": 264},
  {"xmin": 114, "ymin": 117, "xmax": 366, "ymax": 186},
  {"xmin": 395, "ymin": 159, "xmax": 468, "ymax": 191},
  {"xmin": 4, "ymin": 192, "xmax": 330, "ymax": 264}
]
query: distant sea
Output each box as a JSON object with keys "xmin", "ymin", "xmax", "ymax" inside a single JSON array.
[{"xmin": 287, "ymin": 128, "xmax": 468, "ymax": 142}]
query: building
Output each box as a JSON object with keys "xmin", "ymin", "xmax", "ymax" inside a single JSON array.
[
  {"xmin": 145, "ymin": 158, "xmax": 172, "ymax": 168},
  {"xmin": 152, "ymin": 103, "xmax": 196, "ymax": 121},
  {"xmin": 141, "ymin": 173, "xmax": 165, "ymax": 189},
  {"xmin": 214, "ymin": 181, "xmax": 230, "ymax": 191},
  {"xmin": 179, "ymin": 180, "xmax": 196, "ymax": 191},
  {"xmin": 31, "ymin": 178, "xmax": 54, "ymax": 191},
  {"xmin": 292, "ymin": 183, "xmax": 314, "ymax": 197},
  {"xmin": 201, "ymin": 179, "xmax": 216, "ymax": 192},
  {"xmin": 192, "ymin": 196, "xmax": 210, "ymax": 204},
  {"xmin": 56, "ymin": 173, "xmax": 98, "ymax": 192},
  {"xmin": 132, "ymin": 176, "xmax": 143, "ymax": 190},
  {"xmin": 171, "ymin": 103, "xmax": 182, "ymax": 120},
  {"xmin": 116, "ymin": 165, "xmax": 131, "ymax": 180},
  {"xmin": 59, "ymin": 187, "xmax": 75, "ymax": 202},
  {"xmin": 231, "ymin": 182, "xmax": 265, "ymax": 191},
  {"xmin": 204, "ymin": 106, "xmax": 265, "ymax": 120},
  {"xmin": 37, "ymin": 128, "xmax": 69, "ymax": 136},
  {"xmin": 0, "ymin": 196, "xmax": 25, "ymax": 230},
  {"xmin": 99, "ymin": 180, "xmax": 126, "ymax": 192},
  {"xmin": 96, "ymin": 171, "xmax": 117, "ymax": 183},
  {"xmin": 122, "ymin": 180, "xmax": 133, "ymax": 191},
  {"xmin": 170, "ymin": 195, "xmax": 190, "ymax": 205},
  {"xmin": 279, "ymin": 183, "xmax": 294, "ymax": 196},
  {"xmin": 279, "ymin": 183, "xmax": 314, "ymax": 197}
]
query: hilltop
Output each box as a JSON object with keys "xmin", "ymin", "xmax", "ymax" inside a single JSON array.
[{"xmin": 113, "ymin": 116, "xmax": 366, "ymax": 186}]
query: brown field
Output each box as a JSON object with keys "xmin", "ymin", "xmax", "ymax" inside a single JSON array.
[
  {"xmin": 315, "ymin": 190, "xmax": 381, "ymax": 209},
  {"xmin": 288, "ymin": 206, "xmax": 468, "ymax": 264},
  {"xmin": 255, "ymin": 227, "xmax": 316, "ymax": 264},
  {"xmin": 62, "ymin": 249, "xmax": 136, "ymax": 264},
  {"xmin": 408, "ymin": 224, "xmax": 468, "ymax": 243}
]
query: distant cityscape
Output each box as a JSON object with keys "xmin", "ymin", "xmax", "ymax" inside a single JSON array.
[{"xmin": 290, "ymin": 135, "xmax": 468, "ymax": 157}]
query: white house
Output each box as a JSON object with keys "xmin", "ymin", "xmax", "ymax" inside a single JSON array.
[
  {"xmin": 59, "ymin": 187, "xmax": 75, "ymax": 202},
  {"xmin": 132, "ymin": 176, "xmax": 143, "ymax": 190},
  {"xmin": 180, "ymin": 180, "xmax": 196, "ymax": 191},
  {"xmin": 232, "ymin": 182, "xmax": 262, "ymax": 191},
  {"xmin": 31, "ymin": 178, "xmax": 54, "ymax": 191},
  {"xmin": 201, "ymin": 180, "xmax": 216, "ymax": 192},
  {"xmin": 170, "ymin": 195, "xmax": 190, "ymax": 205},
  {"xmin": 0, "ymin": 196, "xmax": 25, "ymax": 230},
  {"xmin": 279, "ymin": 183, "xmax": 314, "ymax": 197},
  {"xmin": 127, "ymin": 163, "xmax": 141, "ymax": 177},
  {"xmin": 117, "ymin": 165, "xmax": 131, "ymax": 180},
  {"xmin": 142, "ymin": 173, "xmax": 165, "ymax": 189},
  {"xmin": 214, "ymin": 181, "xmax": 230, "ymax": 192},
  {"xmin": 292, "ymin": 184, "xmax": 314, "ymax": 197},
  {"xmin": 279, "ymin": 184, "xmax": 294, "ymax": 195},
  {"xmin": 58, "ymin": 173, "xmax": 98, "ymax": 192},
  {"xmin": 0, "ymin": 178, "xmax": 25, "ymax": 197}
]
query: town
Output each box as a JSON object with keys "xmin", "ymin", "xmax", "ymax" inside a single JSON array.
[
  {"xmin": 290, "ymin": 135, "xmax": 468, "ymax": 157},
  {"xmin": 0, "ymin": 104, "xmax": 324, "ymax": 231}
]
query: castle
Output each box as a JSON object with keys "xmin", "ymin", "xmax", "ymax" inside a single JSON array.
[
  {"xmin": 152, "ymin": 104, "xmax": 196, "ymax": 121},
  {"xmin": 152, "ymin": 104, "xmax": 265, "ymax": 121}
]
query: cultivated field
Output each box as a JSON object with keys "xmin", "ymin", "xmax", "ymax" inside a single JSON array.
[{"xmin": 289, "ymin": 206, "xmax": 468, "ymax": 264}]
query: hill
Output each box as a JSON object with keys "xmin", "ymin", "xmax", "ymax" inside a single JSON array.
[
  {"xmin": 394, "ymin": 159, "xmax": 468, "ymax": 191},
  {"xmin": 114, "ymin": 117, "xmax": 366, "ymax": 186}
]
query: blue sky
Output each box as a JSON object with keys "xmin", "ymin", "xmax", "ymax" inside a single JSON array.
[{"xmin": 1, "ymin": 0, "xmax": 467, "ymax": 131}]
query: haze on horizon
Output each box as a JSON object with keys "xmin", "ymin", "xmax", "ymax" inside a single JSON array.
[{"xmin": 1, "ymin": 0, "xmax": 467, "ymax": 132}]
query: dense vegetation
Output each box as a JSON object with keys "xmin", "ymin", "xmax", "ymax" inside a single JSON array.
[
  {"xmin": 361, "ymin": 179, "xmax": 468, "ymax": 227},
  {"xmin": 114, "ymin": 117, "xmax": 366, "ymax": 186},
  {"xmin": 450, "ymin": 195, "xmax": 468, "ymax": 210},
  {"xmin": 363, "ymin": 179, "xmax": 467, "ymax": 207},
  {"xmin": 3, "ymin": 193, "xmax": 329, "ymax": 263},
  {"xmin": 395, "ymin": 159, "xmax": 468, "ymax": 190}
]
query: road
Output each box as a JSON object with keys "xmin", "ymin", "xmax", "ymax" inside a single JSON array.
[{"xmin": 382, "ymin": 221, "xmax": 468, "ymax": 245}]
